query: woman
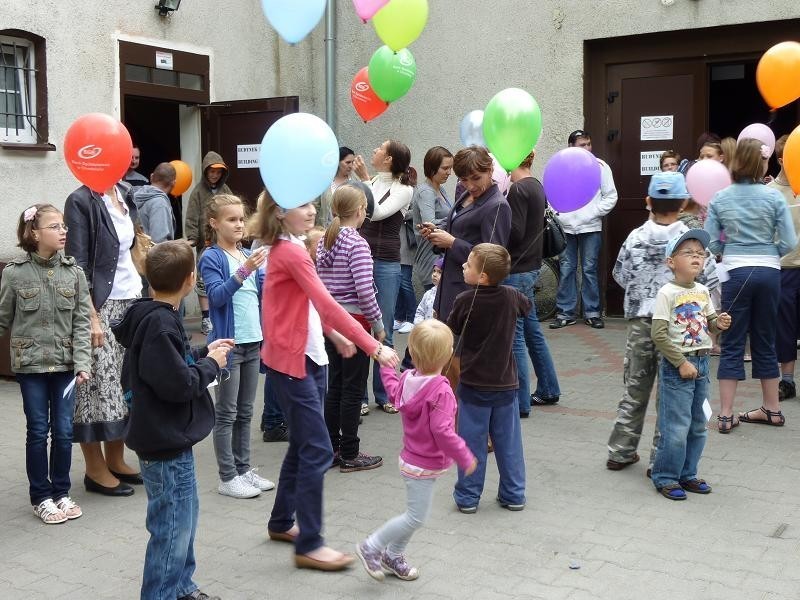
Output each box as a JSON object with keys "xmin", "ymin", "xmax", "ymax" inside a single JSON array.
[
  {"xmin": 64, "ymin": 181, "xmax": 144, "ymax": 496},
  {"xmin": 354, "ymin": 140, "xmax": 415, "ymax": 413},
  {"xmin": 315, "ymin": 146, "xmax": 356, "ymax": 228},
  {"xmin": 412, "ymin": 146, "xmax": 454, "ymax": 292},
  {"xmin": 704, "ymin": 138, "xmax": 797, "ymax": 432}
]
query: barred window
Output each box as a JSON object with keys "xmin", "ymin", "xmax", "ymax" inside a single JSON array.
[{"xmin": 1, "ymin": 32, "xmax": 47, "ymax": 146}]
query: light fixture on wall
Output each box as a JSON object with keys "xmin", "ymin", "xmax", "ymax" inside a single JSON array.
[{"xmin": 155, "ymin": 0, "xmax": 181, "ymax": 17}]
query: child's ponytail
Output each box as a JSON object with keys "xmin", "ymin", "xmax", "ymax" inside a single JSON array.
[{"xmin": 323, "ymin": 185, "xmax": 367, "ymax": 250}]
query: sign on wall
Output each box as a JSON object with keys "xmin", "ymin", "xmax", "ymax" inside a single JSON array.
[
  {"xmin": 640, "ymin": 150, "xmax": 666, "ymax": 176},
  {"xmin": 237, "ymin": 144, "xmax": 261, "ymax": 169},
  {"xmin": 640, "ymin": 115, "xmax": 673, "ymax": 141},
  {"xmin": 155, "ymin": 51, "xmax": 173, "ymax": 70}
]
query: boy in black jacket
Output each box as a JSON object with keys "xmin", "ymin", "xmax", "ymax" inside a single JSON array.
[{"xmin": 112, "ymin": 241, "xmax": 233, "ymax": 600}]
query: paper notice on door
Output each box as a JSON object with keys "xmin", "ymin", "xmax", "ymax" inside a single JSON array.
[
  {"xmin": 640, "ymin": 151, "xmax": 667, "ymax": 176},
  {"xmin": 640, "ymin": 115, "xmax": 674, "ymax": 141},
  {"xmin": 237, "ymin": 144, "xmax": 261, "ymax": 169}
]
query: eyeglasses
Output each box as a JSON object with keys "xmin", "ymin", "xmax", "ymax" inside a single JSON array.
[
  {"xmin": 35, "ymin": 224, "xmax": 69, "ymax": 232},
  {"xmin": 674, "ymin": 250, "xmax": 708, "ymax": 259}
]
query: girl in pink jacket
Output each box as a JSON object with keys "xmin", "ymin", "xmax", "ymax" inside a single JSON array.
[{"xmin": 356, "ymin": 319, "xmax": 476, "ymax": 582}]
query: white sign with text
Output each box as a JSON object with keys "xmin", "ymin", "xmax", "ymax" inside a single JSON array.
[
  {"xmin": 237, "ymin": 144, "xmax": 261, "ymax": 169},
  {"xmin": 640, "ymin": 115, "xmax": 674, "ymax": 141},
  {"xmin": 640, "ymin": 151, "xmax": 666, "ymax": 176}
]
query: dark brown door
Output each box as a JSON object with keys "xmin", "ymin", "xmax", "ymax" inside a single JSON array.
[{"xmin": 201, "ymin": 97, "xmax": 299, "ymax": 211}]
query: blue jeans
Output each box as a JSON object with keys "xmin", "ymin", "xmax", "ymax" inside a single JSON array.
[
  {"xmin": 268, "ymin": 358, "xmax": 332, "ymax": 555},
  {"xmin": 17, "ymin": 371, "xmax": 75, "ymax": 505},
  {"xmin": 453, "ymin": 385, "xmax": 526, "ymax": 508},
  {"xmin": 371, "ymin": 259, "xmax": 401, "ymax": 406},
  {"xmin": 651, "ymin": 357, "xmax": 709, "ymax": 489},
  {"xmin": 140, "ymin": 449, "xmax": 200, "ymax": 600},
  {"xmin": 261, "ymin": 367, "xmax": 286, "ymax": 432},
  {"xmin": 394, "ymin": 263, "xmax": 416, "ymax": 323},
  {"xmin": 556, "ymin": 231, "xmax": 602, "ymax": 319},
  {"xmin": 503, "ymin": 270, "xmax": 561, "ymax": 413},
  {"xmin": 719, "ymin": 266, "xmax": 780, "ymax": 380}
]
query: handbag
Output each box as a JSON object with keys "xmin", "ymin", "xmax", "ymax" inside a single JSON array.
[
  {"xmin": 542, "ymin": 204, "xmax": 567, "ymax": 258},
  {"xmin": 131, "ymin": 225, "xmax": 155, "ymax": 277},
  {"xmin": 403, "ymin": 215, "xmax": 418, "ymax": 251}
]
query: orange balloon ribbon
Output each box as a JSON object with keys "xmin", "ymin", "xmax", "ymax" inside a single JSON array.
[
  {"xmin": 756, "ymin": 41, "xmax": 800, "ymax": 110},
  {"xmin": 783, "ymin": 124, "xmax": 800, "ymax": 195}
]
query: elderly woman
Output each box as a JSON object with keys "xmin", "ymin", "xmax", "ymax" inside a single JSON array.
[
  {"xmin": 315, "ymin": 146, "xmax": 356, "ymax": 228},
  {"xmin": 705, "ymin": 138, "xmax": 797, "ymax": 432},
  {"xmin": 65, "ymin": 181, "xmax": 144, "ymax": 496}
]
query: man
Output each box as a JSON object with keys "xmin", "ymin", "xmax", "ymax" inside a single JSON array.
[
  {"xmin": 133, "ymin": 162, "xmax": 177, "ymax": 243},
  {"xmin": 124, "ymin": 145, "xmax": 149, "ymax": 188},
  {"xmin": 550, "ymin": 130, "xmax": 618, "ymax": 330}
]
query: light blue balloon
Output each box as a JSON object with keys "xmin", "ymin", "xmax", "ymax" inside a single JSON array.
[
  {"xmin": 261, "ymin": 0, "xmax": 327, "ymax": 44},
  {"xmin": 460, "ymin": 110, "xmax": 485, "ymax": 147},
  {"xmin": 259, "ymin": 113, "xmax": 339, "ymax": 210}
]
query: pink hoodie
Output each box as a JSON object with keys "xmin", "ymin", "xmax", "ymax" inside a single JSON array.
[{"xmin": 380, "ymin": 367, "xmax": 475, "ymax": 472}]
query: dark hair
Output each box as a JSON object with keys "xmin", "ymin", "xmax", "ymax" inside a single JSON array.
[
  {"xmin": 423, "ymin": 146, "xmax": 453, "ymax": 178},
  {"xmin": 386, "ymin": 140, "xmax": 417, "ymax": 186},
  {"xmin": 453, "ymin": 146, "xmax": 493, "ymax": 178},
  {"xmin": 471, "ymin": 243, "xmax": 511, "ymax": 285},
  {"xmin": 151, "ymin": 162, "xmax": 176, "ymax": 186},
  {"xmin": 775, "ymin": 134, "xmax": 789, "ymax": 160},
  {"xmin": 695, "ymin": 132, "xmax": 721, "ymax": 154},
  {"xmin": 146, "ymin": 240, "xmax": 195, "ymax": 293},
  {"xmin": 731, "ymin": 138, "xmax": 766, "ymax": 183},
  {"xmin": 17, "ymin": 204, "xmax": 62, "ymax": 253},
  {"xmin": 568, "ymin": 130, "xmax": 590, "ymax": 145},
  {"xmin": 518, "ymin": 151, "xmax": 535, "ymax": 170},
  {"xmin": 339, "ymin": 146, "xmax": 355, "ymax": 161},
  {"xmin": 649, "ymin": 198, "xmax": 685, "ymax": 216}
]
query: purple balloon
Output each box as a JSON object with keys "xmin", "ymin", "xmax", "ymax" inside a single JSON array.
[{"xmin": 542, "ymin": 147, "xmax": 601, "ymax": 213}]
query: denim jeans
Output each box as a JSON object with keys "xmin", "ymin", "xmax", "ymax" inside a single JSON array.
[
  {"xmin": 503, "ymin": 270, "xmax": 561, "ymax": 413},
  {"xmin": 394, "ymin": 263, "xmax": 417, "ymax": 323},
  {"xmin": 556, "ymin": 231, "xmax": 603, "ymax": 319},
  {"xmin": 268, "ymin": 358, "xmax": 332, "ymax": 555},
  {"xmin": 260, "ymin": 367, "xmax": 286, "ymax": 432},
  {"xmin": 453, "ymin": 385, "xmax": 526, "ymax": 508},
  {"xmin": 140, "ymin": 449, "xmax": 200, "ymax": 600},
  {"xmin": 324, "ymin": 338, "xmax": 370, "ymax": 459},
  {"xmin": 651, "ymin": 357, "xmax": 709, "ymax": 489},
  {"xmin": 212, "ymin": 342, "xmax": 260, "ymax": 482},
  {"xmin": 372, "ymin": 259, "xmax": 401, "ymax": 406},
  {"xmin": 718, "ymin": 266, "xmax": 780, "ymax": 380},
  {"xmin": 17, "ymin": 371, "xmax": 75, "ymax": 505},
  {"xmin": 367, "ymin": 475, "xmax": 435, "ymax": 555}
]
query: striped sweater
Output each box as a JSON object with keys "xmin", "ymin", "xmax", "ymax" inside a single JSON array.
[{"xmin": 316, "ymin": 226, "xmax": 384, "ymax": 333}]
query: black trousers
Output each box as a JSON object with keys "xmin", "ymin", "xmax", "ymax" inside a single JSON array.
[{"xmin": 324, "ymin": 338, "xmax": 371, "ymax": 459}]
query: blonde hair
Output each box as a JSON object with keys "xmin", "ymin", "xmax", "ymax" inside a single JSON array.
[
  {"xmin": 408, "ymin": 319, "xmax": 454, "ymax": 374},
  {"xmin": 720, "ymin": 137, "xmax": 737, "ymax": 168},
  {"xmin": 248, "ymin": 188, "xmax": 284, "ymax": 246},
  {"xmin": 305, "ymin": 226, "xmax": 325, "ymax": 263},
  {"xmin": 324, "ymin": 185, "xmax": 366, "ymax": 250},
  {"xmin": 470, "ymin": 243, "xmax": 511, "ymax": 285},
  {"xmin": 205, "ymin": 194, "xmax": 245, "ymax": 244}
]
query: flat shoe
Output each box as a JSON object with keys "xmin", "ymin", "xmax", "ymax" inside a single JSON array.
[
  {"xmin": 680, "ymin": 479, "xmax": 711, "ymax": 494},
  {"xmin": 294, "ymin": 552, "xmax": 354, "ymax": 571},
  {"xmin": 109, "ymin": 470, "xmax": 144, "ymax": 485},
  {"xmin": 268, "ymin": 529, "xmax": 297, "ymax": 543},
  {"xmin": 658, "ymin": 483, "xmax": 687, "ymax": 501},
  {"xmin": 84, "ymin": 475, "xmax": 134, "ymax": 497},
  {"xmin": 606, "ymin": 453, "xmax": 639, "ymax": 471}
]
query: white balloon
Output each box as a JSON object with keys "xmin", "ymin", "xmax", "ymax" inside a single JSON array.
[{"xmin": 460, "ymin": 110, "xmax": 485, "ymax": 147}]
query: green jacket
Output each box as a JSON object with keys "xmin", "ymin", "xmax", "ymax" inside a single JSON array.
[
  {"xmin": 0, "ymin": 252, "xmax": 92, "ymax": 374},
  {"xmin": 184, "ymin": 151, "xmax": 232, "ymax": 246}
]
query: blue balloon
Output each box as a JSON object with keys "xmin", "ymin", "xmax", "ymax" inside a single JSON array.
[
  {"xmin": 259, "ymin": 113, "xmax": 339, "ymax": 209},
  {"xmin": 261, "ymin": 0, "xmax": 327, "ymax": 44}
]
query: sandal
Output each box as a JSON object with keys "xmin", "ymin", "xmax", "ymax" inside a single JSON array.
[
  {"xmin": 380, "ymin": 403, "xmax": 399, "ymax": 414},
  {"xmin": 658, "ymin": 483, "xmax": 687, "ymax": 501},
  {"xmin": 679, "ymin": 479, "xmax": 711, "ymax": 494},
  {"xmin": 360, "ymin": 404, "xmax": 370, "ymax": 416},
  {"xmin": 33, "ymin": 499, "xmax": 68, "ymax": 524},
  {"xmin": 717, "ymin": 414, "xmax": 739, "ymax": 434},
  {"xmin": 739, "ymin": 406, "xmax": 785, "ymax": 427}
]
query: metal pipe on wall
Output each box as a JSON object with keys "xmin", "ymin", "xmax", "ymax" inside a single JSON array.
[{"xmin": 325, "ymin": 0, "xmax": 336, "ymax": 133}]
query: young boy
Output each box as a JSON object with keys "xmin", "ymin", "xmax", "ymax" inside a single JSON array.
[
  {"xmin": 606, "ymin": 171, "xmax": 718, "ymax": 473},
  {"xmin": 447, "ymin": 243, "xmax": 531, "ymax": 513},
  {"xmin": 111, "ymin": 241, "xmax": 233, "ymax": 600},
  {"xmin": 650, "ymin": 230, "xmax": 731, "ymax": 500}
]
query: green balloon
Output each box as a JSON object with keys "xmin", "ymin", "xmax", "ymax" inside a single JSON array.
[
  {"xmin": 372, "ymin": 0, "xmax": 428, "ymax": 52},
  {"xmin": 482, "ymin": 88, "xmax": 543, "ymax": 172},
  {"xmin": 368, "ymin": 46, "xmax": 417, "ymax": 103}
]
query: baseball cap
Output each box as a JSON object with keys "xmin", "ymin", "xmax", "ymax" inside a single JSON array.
[
  {"xmin": 208, "ymin": 163, "xmax": 226, "ymax": 169},
  {"xmin": 648, "ymin": 171, "xmax": 689, "ymax": 199},
  {"xmin": 665, "ymin": 228, "xmax": 711, "ymax": 257},
  {"xmin": 568, "ymin": 130, "xmax": 590, "ymax": 145}
]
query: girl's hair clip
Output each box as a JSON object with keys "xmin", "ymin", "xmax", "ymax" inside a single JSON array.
[
  {"xmin": 761, "ymin": 144, "xmax": 772, "ymax": 159},
  {"xmin": 23, "ymin": 206, "xmax": 38, "ymax": 222}
]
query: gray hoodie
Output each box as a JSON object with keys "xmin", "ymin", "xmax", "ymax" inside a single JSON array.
[{"xmin": 133, "ymin": 185, "xmax": 175, "ymax": 243}]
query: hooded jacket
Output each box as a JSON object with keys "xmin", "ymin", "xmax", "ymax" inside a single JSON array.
[
  {"xmin": 111, "ymin": 298, "xmax": 220, "ymax": 460},
  {"xmin": 380, "ymin": 367, "xmax": 474, "ymax": 472},
  {"xmin": 185, "ymin": 151, "xmax": 232, "ymax": 245},
  {"xmin": 132, "ymin": 184, "xmax": 175, "ymax": 243}
]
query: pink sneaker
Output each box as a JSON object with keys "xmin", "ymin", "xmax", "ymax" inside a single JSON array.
[
  {"xmin": 355, "ymin": 541, "xmax": 385, "ymax": 581},
  {"xmin": 381, "ymin": 552, "xmax": 419, "ymax": 580}
]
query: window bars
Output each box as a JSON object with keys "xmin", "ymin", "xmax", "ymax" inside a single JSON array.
[{"xmin": 0, "ymin": 36, "xmax": 38, "ymax": 144}]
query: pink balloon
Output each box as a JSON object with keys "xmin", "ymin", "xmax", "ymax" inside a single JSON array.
[
  {"xmin": 737, "ymin": 123, "xmax": 776, "ymax": 157},
  {"xmin": 685, "ymin": 160, "xmax": 732, "ymax": 207},
  {"xmin": 490, "ymin": 153, "xmax": 511, "ymax": 196},
  {"xmin": 352, "ymin": 0, "xmax": 390, "ymax": 21}
]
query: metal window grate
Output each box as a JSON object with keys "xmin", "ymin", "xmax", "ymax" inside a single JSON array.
[{"xmin": 0, "ymin": 37, "xmax": 39, "ymax": 143}]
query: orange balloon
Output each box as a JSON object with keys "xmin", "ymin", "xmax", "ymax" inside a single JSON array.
[
  {"xmin": 63, "ymin": 113, "xmax": 132, "ymax": 192},
  {"xmin": 756, "ymin": 41, "xmax": 800, "ymax": 109},
  {"xmin": 783, "ymin": 124, "xmax": 800, "ymax": 195},
  {"xmin": 169, "ymin": 160, "xmax": 193, "ymax": 196}
]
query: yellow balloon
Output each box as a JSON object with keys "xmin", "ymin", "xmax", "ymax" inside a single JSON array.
[{"xmin": 372, "ymin": 0, "xmax": 428, "ymax": 52}]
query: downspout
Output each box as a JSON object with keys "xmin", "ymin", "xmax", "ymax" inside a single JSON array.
[{"xmin": 325, "ymin": 0, "xmax": 337, "ymax": 134}]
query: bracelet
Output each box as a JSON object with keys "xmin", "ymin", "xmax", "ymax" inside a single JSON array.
[
  {"xmin": 372, "ymin": 345, "xmax": 383, "ymax": 360},
  {"xmin": 235, "ymin": 264, "xmax": 253, "ymax": 281}
]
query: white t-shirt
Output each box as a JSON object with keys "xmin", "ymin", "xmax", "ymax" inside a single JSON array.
[{"xmin": 652, "ymin": 281, "xmax": 715, "ymax": 352}]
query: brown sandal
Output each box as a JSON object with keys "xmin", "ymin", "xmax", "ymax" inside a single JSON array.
[
  {"xmin": 738, "ymin": 406, "xmax": 785, "ymax": 427},
  {"xmin": 717, "ymin": 415, "xmax": 739, "ymax": 434},
  {"xmin": 380, "ymin": 403, "xmax": 399, "ymax": 414}
]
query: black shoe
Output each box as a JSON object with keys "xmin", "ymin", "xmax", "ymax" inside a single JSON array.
[
  {"xmin": 329, "ymin": 451, "xmax": 341, "ymax": 470},
  {"xmin": 549, "ymin": 318, "xmax": 576, "ymax": 329},
  {"xmin": 519, "ymin": 411, "xmax": 530, "ymax": 419},
  {"xmin": 340, "ymin": 453, "xmax": 383, "ymax": 473},
  {"xmin": 263, "ymin": 424, "xmax": 289, "ymax": 442},
  {"xmin": 584, "ymin": 317, "xmax": 605, "ymax": 329},
  {"xmin": 109, "ymin": 470, "xmax": 143, "ymax": 485},
  {"xmin": 84, "ymin": 475, "xmax": 134, "ymax": 497},
  {"xmin": 178, "ymin": 591, "xmax": 221, "ymax": 600},
  {"xmin": 530, "ymin": 394, "xmax": 559, "ymax": 406},
  {"xmin": 779, "ymin": 379, "xmax": 796, "ymax": 401}
]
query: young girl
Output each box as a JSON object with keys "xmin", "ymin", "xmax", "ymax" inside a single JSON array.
[
  {"xmin": 251, "ymin": 189, "xmax": 398, "ymax": 571},
  {"xmin": 316, "ymin": 185, "xmax": 385, "ymax": 473},
  {"xmin": 357, "ymin": 319, "xmax": 476, "ymax": 581},
  {"xmin": 0, "ymin": 204, "xmax": 92, "ymax": 523},
  {"xmin": 199, "ymin": 194, "xmax": 274, "ymax": 499}
]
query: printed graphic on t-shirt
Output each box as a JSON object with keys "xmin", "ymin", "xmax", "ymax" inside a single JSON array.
[
  {"xmin": 673, "ymin": 296, "xmax": 708, "ymax": 348},
  {"xmin": 652, "ymin": 282, "xmax": 714, "ymax": 353}
]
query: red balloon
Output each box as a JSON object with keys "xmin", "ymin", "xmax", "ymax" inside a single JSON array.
[
  {"xmin": 350, "ymin": 67, "xmax": 389, "ymax": 122},
  {"xmin": 63, "ymin": 113, "xmax": 133, "ymax": 193}
]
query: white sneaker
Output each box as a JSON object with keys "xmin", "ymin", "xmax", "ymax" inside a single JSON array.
[
  {"xmin": 397, "ymin": 322, "xmax": 413, "ymax": 334},
  {"xmin": 55, "ymin": 496, "xmax": 82, "ymax": 520},
  {"xmin": 218, "ymin": 475, "xmax": 261, "ymax": 498},
  {"xmin": 241, "ymin": 469, "xmax": 275, "ymax": 491},
  {"xmin": 393, "ymin": 320, "xmax": 403, "ymax": 331},
  {"xmin": 33, "ymin": 499, "xmax": 67, "ymax": 524},
  {"xmin": 201, "ymin": 317, "xmax": 213, "ymax": 335}
]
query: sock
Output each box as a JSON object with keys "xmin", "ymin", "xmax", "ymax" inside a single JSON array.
[
  {"xmin": 201, "ymin": 310, "xmax": 209, "ymax": 319},
  {"xmin": 781, "ymin": 373, "xmax": 794, "ymax": 384}
]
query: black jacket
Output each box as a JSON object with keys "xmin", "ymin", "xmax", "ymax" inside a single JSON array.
[
  {"xmin": 111, "ymin": 299, "xmax": 220, "ymax": 461},
  {"xmin": 507, "ymin": 177, "xmax": 546, "ymax": 274},
  {"xmin": 64, "ymin": 184, "xmax": 139, "ymax": 309}
]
